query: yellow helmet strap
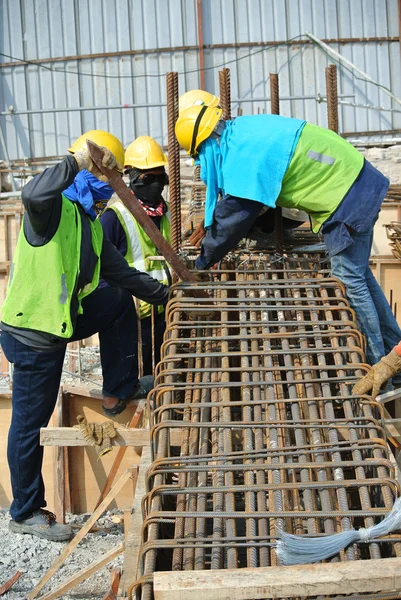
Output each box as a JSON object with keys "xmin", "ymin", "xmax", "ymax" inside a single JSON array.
[{"xmin": 190, "ymin": 105, "xmax": 208, "ymax": 157}]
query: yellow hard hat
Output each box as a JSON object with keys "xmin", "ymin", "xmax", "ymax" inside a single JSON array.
[
  {"xmin": 68, "ymin": 130, "xmax": 125, "ymax": 171},
  {"xmin": 175, "ymin": 105, "xmax": 223, "ymax": 156},
  {"xmin": 124, "ymin": 136, "xmax": 168, "ymax": 169},
  {"xmin": 179, "ymin": 89, "xmax": 220, "ymax": 114}
]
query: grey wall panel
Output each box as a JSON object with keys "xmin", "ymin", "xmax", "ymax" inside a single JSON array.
[{"xmin": 0, "ymin": 0, "xmax": 400, "ymax": 160}]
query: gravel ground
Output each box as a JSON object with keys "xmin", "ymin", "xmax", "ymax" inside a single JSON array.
[{"xmin": 0, "ymin": 508, "xmax": 125, "ymax": 599}]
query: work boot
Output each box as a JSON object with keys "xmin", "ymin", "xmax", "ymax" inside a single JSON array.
[
  {"xmin": 102, "ymin": 375, "xmax": 155, "ymax": 417},
  {"xmin": 9, "ymin": 509, "xmax": 73, "ymax": 542}
]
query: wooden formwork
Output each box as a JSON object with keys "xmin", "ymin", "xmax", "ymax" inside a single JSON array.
[{"xmin": 0, "ymin": 386, "xmax": 143, "ymax": 514}]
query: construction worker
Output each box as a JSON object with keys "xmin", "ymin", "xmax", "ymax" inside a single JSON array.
[
  {"xmin": 0, "ymin": 130, "xmax": 169, "ymax": 542},
  {"xmin": 180, "ymin": 90, "xmax": 309, "ymax": 249},
  {"xmin": 100, "ymin": 136, "xmax": 171, "ymax": 374},
  {"xmin": 175, "ymin": 100, "xmax": 401, "ymax": 369}
]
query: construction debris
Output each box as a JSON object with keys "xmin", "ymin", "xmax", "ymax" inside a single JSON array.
[{"xmin": 0, "ymin": 509, "xmax": 124, "ymax": 599}]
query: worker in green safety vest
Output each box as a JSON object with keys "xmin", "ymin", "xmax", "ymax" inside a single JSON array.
[
  {"xmin": 174, "ymin": 94, "xmax": 401, "ymax": 374},
  {"xmin": 0, "ymin": 130, "xmax": 169, "ymax": 542},
  {"xmin": 100, "ymin": 136, "xmax": 171, "ymax": 375}
]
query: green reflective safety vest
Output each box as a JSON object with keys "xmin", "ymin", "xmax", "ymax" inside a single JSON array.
[
  {"xmin": 108, "ymin": 200, "xmax": 171, "ymax": 319},
  {"xmin": 2, "ymin": 194, "xmax": 103, "ymax": 338},
  {"xmin": 277, "ymin": 123, "xmax": 364, "ymax": 232}
]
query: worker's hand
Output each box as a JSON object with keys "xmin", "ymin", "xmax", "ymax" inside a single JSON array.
[
  {"xmin": 352, "ymin": 349, "xmax": 401, "ymax": 399},
  {"xmin": 188, "ymin": 220, "xmax": 206, "ymax": 248},
  {"xmin": 73, "ymin": 146, "xmax": 121, "ymax": 182}
]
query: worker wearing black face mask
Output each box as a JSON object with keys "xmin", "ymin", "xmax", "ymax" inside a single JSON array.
[
  {"xmin": 129, "ymin": 168, "xmax": 169, "ymax": 208},
  {"xmin": 99, "ymin": 136, "xmax": 171, "ymax": 376}
]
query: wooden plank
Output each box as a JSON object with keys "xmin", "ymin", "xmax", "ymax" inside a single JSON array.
[
  {"xmin": 41, "ymin": 427, "xmax": 182, "ymax": 447},
  {"xmin": 0, "ymin": 571, "xmax": 22, "ymax": 595},
  {"xmin": 68, "ymin": 341, "xmax": 80, "ymax": 374},
  {"xmin": 27, "ymin": 468, "xmax": 132, "ymax": 600},
  {"xmin": 53, "ymin": 388, "xmax": 66, "ymax": 523},
  {"xmin": 119, "ymin": 446, "xmax": 151, "ymax": 597},
  {"xmin": 153, "ymin": 557, "xmax": 401, "ymax": 600},
  {"xmin": 101, "ymin": 569, "xmax": 121, "ymax": 600},
  {"xmin": 37, "ymin": 543, "xmax": 124, "ymax": 600},
  {"xmin": 41, "ymin": 427, "xmax": 150, "ymax": 447},
  {"xmin": 61, "ymin": 385, "xmax": 106, "ymax": 399}
]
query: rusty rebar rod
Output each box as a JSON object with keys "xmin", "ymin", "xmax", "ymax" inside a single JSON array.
[
  {"xmin": 269, "ymin": 73, "xmax": 284, "ymax": 256},
  {"xmin": 219, "ymin": 68, "xmax": 231, "ymax": 120},
  {"xmin": 166, "ymin": 71, "xmax": 181, "ymax": 255},
  {"xmin": 326, "ymin": 63, "xmax": 339, "ymax": 133}
]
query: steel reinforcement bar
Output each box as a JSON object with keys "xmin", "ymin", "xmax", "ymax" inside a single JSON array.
[{"xmin": 129, "ymin": 253, "xmax": 400, "ymax": 600}]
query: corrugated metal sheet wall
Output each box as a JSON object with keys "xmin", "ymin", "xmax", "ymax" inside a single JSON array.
[{"xmin": 0, "ymin": 0, "xmax": 400, "ymax": 160}]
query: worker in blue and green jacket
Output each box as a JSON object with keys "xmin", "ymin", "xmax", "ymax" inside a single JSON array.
[{"xmin": 175, "ymin": 98, "xmax": 401, "ymax": 369}]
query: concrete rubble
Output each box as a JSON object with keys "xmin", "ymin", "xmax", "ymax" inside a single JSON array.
[{"xmin": 0, "ymin": 508, "xmax": 125, "ymax": 599}]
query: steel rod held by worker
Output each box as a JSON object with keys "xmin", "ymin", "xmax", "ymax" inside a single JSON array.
[{"xmin": 87, "ymin": 140, "xmax": 208, "ymax": 298}]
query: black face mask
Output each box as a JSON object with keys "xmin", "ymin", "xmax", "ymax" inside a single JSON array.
[{"xmin": 129, "ymin": 173, "xmax": 168, "ymax": 206}]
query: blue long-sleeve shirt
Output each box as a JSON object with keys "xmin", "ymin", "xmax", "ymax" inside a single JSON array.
[{"xmin": 195, "ymin": 195, "xmax": 263, "ymax": 269}]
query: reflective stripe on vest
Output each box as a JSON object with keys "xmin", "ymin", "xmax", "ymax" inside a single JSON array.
[
  {"xmin": 112, "ymin": 202, "xmax": 143, "ymax": 266},
  {"xmin": 278, "ymin": 123, "xmax": 364, "ymax": 232},
  {"xmin": 109, "ymin": 200, "xmax": 170, "ymax": 319}
]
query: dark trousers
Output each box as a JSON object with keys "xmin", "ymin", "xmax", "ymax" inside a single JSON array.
[
  {"xmin": 140, "ymin": 310, "xmax": 166, "ymax": 376},
  {"xmin": 1, "ymin": 285, "xmax": 138, "ymax": 521}
]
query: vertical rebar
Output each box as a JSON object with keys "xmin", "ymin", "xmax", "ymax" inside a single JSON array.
[
  {"xmin": 238, "ymin": 275, "xmax": 258, "ymax": 568},
  {"xmin": 270, "ymin": 73, "xmax": 280, "ymax": 117},
  {"xmin": 219, "ymin": 68, "xmax": 231, "ymax": 120},
  {"xmin": 325, "ymin": 64, "xmax": 339, "ymax": 134},
  {"xmin": 270, "ymin": 73, "xmax": 284, "ymax": 256},
  {"xmin": 166, "ymin": 72, "xmax": 181, "ymax": 256}
]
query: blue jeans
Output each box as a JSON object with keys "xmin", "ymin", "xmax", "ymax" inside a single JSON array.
[
  {"xmin": 327, "ymin": 228, "xmax": 401, "ymax": 366},
  {"xmin": 1, "ymin": 285, "xmax": 139, "ymax": 521}
]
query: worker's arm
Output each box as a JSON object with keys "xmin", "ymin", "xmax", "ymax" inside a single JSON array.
[
  {"xmin": 352, "ymin": 341, "xmax": 401, "ymax": 398},
  {"xmin": 21, "ymin": 155, "xmax": 79, "ymax": 244},
  {"xmin": 195, "ymin": 194, "xmax": 263, "ymax": 269},
  {"xmin": 100, "ymin": 236, "xmax": 169, "ymax": 305},
  {"xmin": 99, "ymin": 208, "xmax": 128, "ymax": 256}
]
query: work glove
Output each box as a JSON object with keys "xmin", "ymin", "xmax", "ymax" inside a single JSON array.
[
  {"xmin": 188, "ymin": 220, "xmax": 206, "ymax": 248},
  {"xmin": 75, "ymin": 415, "xmax": 117, "ymax": 458},
  {"xmin": 352, "ymin": 349, "xmax": 401, "ymax": 399},
  {"xmin": 73, "ymin": 146, "xmax": 121, "ymax": 182}
]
